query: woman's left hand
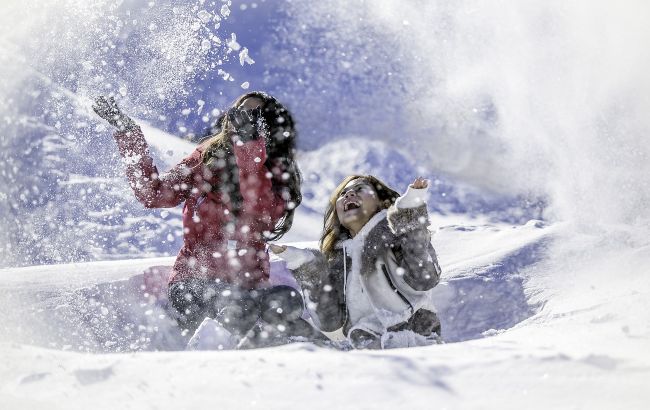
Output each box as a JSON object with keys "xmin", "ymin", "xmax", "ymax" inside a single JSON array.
[
  {"xmin": 269, "ymin": 244, "xmax": 287, "ymax": 254},
  {"xmin": 228, "ymin": 107, "xmax": 262, "ymax": 142},
  {"xmin": 410, "ymin": 176, "xmax": 428, "ymax": 189}
]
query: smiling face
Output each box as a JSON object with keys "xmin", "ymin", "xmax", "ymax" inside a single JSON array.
[{"xmin": 335, "ymin": 178, "xmax": 381, "ymax": 237}]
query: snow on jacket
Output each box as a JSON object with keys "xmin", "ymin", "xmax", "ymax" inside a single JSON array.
[
  {"xmin": 113, "ymin": 126, "xmax": 286, "ymax": 288},
  {"xmin": 278, "ymin": 186, "xmax": 441, "ymax": 339}
]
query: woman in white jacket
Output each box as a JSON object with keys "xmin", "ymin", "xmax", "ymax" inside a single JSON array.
[{"xmin": 271, "ymin": 175, "xmax": 442, "ymax": 349}]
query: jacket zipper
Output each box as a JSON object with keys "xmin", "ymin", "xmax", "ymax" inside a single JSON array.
[
  {"xmin": 342, "ymin": 246, "xmax": 350, "ymax": 335},
  {"xmin": 343, "ymin": 245, "xmax": 347, "ymax": 297},
  {"xmin": 381, "ymin": 264, "xmax": 414, "ymax": 314}
]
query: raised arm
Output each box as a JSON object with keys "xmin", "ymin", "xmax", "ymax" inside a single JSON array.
[
  {"xmin": 93, "ymin": 96, "xmax": 197, "ymax": 208},
  {"xmin": 386, "ymin": 177, "xmax": 441, "ymax": 291}
]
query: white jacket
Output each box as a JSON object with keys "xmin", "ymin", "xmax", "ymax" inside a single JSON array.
[{"xmin": 278, "ymin": 186, "xmax": 441, "ymax": 341}]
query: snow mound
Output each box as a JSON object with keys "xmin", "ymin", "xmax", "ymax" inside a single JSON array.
[{"xmin": 0, "ymin": 218, "xmax": 554, "ymax": 352}]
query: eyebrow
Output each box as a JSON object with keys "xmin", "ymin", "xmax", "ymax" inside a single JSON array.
[{"xmin": 340, "ymin": 182, "xmax": 372, "ymax": 195}]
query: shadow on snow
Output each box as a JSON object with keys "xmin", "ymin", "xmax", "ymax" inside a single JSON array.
[{"xmin": 432, "ymin": 239, "xmax": 548, "ymax": 342}]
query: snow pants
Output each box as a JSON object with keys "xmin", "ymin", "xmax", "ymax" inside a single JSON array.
[{"xmin": 168, "ymin": 279, "xmax": 315, "ymax": 341}]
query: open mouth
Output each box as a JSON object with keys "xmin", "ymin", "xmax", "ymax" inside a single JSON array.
[{"xmin": 344, "ymin": 202, "xmax": 361, "ymax": 211}]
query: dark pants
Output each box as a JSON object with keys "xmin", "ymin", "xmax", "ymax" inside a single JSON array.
[{"xmin": 168, "ymin": 279, "xmax": 310, "ymax": 339}]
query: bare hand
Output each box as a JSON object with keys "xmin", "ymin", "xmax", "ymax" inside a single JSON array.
[
  {"xmin": 269, "ymin": 244, "xmax": 287, "ymax": 254},
  {"xmin": 410, "ymin": 176, "xmax": 428, "ymax": 189}
]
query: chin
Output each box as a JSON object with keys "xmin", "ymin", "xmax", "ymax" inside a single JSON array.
[{"xmin": 340, "ymin": 217, "xmax": 356, "ymax": 228}]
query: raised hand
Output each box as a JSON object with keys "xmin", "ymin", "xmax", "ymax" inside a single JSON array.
[
  {"xmin": 92, "ymin": 96, "xmax": 136, "ymax": 131},
  {"xmin": 410, "ymin": 176, "xmax": 429, "ymax": 189},
  {"xmin": 227, "ymin": 107, "xmax": 264, "ymax": 142}
]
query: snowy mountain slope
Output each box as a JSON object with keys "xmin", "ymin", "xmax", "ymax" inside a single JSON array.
[
  {"xmin": 296, "ymin": 137, "xmax": 543, "ymax": 222},
  {"xmin": 0, "ymin": 75, "xmax": 539, "ymax": 267},
  {"xmin": 0, "ymin": 73, "xmax": 193, "ymax": 267}
]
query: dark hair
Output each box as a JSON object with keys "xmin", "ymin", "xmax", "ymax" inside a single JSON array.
[
  {"xmin": 199, "ymin": 92, "xmax": 302, "ymax": 241},
  {"xmin": 319, "ymin": 175, "xmax": 400, "ymax": 259}
]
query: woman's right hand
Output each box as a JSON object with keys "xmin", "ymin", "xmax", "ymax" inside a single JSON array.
[
  {"xmin": 410, "ymin": 176, "xmax": 429, "ymax": 189},
  {"xmin": 92, "ymin": 96, "xmax": 136, "ymax": 131}
]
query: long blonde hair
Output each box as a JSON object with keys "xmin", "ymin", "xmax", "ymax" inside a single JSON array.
[
  {"xmin": 319, "ymin": 175, "xmax": 400, "ymax": 259},
  {"xmin": 199, "ymin": 92, "xmax": 302, "ymax": 241}
]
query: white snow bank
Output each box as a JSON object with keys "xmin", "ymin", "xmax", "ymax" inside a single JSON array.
[
  {"xmin": 1, "ymin": 220, "xmax": 649, "ymax": 409},
  {"xmin": 0, "ymin": 216, "xmax": 551, "ymax": 352}
]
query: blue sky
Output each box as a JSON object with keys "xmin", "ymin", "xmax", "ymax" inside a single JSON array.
[{"xmin": 74, "ymin": 0, "xmax": 416, "ymax": 150}]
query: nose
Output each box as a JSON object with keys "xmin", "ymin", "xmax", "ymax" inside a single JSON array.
[{"xmin": 344, "ymin": 190, "xmax": 357, "ymax": 199}]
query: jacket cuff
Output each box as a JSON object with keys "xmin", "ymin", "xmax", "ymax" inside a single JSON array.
[
  {"xmin": 395, "ymin": 185, "xmax": 429, "ymax": 209},
  {"xmin": 387, "ymin": 204, "xmax": 430, "ymax": 235},
  {"xmin": 277, "ymin": 246, "xmax": 315, "ymax": 270}
]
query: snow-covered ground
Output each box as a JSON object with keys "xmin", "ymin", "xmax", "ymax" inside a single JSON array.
[
  {"xmin": 1, "ymin": 218, "xmax": 648, "ymax": 409},
  {"xmin": 2, "ymin": 0, "xmax": 650, "ymax": 408}
]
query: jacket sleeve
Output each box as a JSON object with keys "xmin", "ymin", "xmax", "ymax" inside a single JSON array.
[
  {"xmin": 232, "ymin": 138, "xmax": 286, "ymax": 233},
  {"xmin": 278, "ymin": 246, "xmax": 346, "ymax": 332},
  {"xmin": 279, "ymin": 247, "xmax": 324, "ymax": 289},
  {"xmin": 114, "ymin": 126, "xmax": 200, "ymax": 208},
  {"xmin": 386, "ymin": 186, "xmax": 442, "ymax": 291}
]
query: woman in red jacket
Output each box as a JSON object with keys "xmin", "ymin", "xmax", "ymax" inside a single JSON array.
[{"xmin": 93, "ymin": 92, "xmax": 309, "ymax": 346}]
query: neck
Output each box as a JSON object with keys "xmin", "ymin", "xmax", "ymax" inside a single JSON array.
[
  {"xmin": 348, "ymin": 225, "xmax": 362, "ymax": 237},
  {"xmin": 346, "ymin": 211, "xmax": 381, "ymax": 238}
]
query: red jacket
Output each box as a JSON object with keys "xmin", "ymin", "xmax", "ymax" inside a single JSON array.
[{"xmin": 114, "ymin": 127, "xmax": 286, "ymax": 288}]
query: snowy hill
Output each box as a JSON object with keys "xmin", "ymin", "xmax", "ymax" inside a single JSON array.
[
  {"xmin": 0, "ymin": 216, "xmax": 552, "ymax": 352},
  {"xmin": 297, "ymin": 137, "xmax": 543, "ymax": 220},
  {"xmin": 0, "ymin": 72, "xmax": 540, "ymax": 266},
  {"xmin": 1, "ymin": 219, "xmax": 649, "ymax": 409},
  {"xmin": 0, "ymin": 72, "xmax": 193, "ymax": 267}
]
